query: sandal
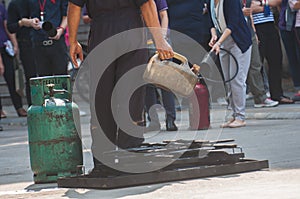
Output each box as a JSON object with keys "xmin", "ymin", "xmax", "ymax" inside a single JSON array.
[
  {"xmin": 220, "ymin": 118, "xmax": 235, "ymax": 128},
  {"xmin": 277, "ymin": 96, "xmax": 294, "ymax": 104},
  {"xmin": 228, "ymin": 119, "xmax": 246, "ymax": 128}
]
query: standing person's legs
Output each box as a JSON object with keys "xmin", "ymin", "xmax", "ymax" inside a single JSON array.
[
  {"xmin": 47, "ymin": 38, "xmax": 68, "ymax": 75},
  {"xmin": 264, "ymin": 25, "xmax": 285, "ymax": 101},
  {"xmin": 93, "ymin": 50, "xmax": 147, "ymax": 151},
  {"xmin": 161, "ymin": 89, "xmax": 176, "ymax": 121},
  {"xmin": 145, "ymin": 84, "xmax": 160, "ymax": 125},
  {"xmin": 219, "ymin": 36, "xmax": 251, "ymax": 124},
  {"xmin": 219, "ymin": 40, "xmax": 235, "ymax": 116},
  {"xmin": 19, "ymin": 42, "xmax": 37, "ymax": 106},
  {"xmin": 161, "ymin": 89, "xmax": 177, "ymax": 131},
  {"xmin": 229, "ymin": 46, "xmax": 251, "ymax": 122},
  {"xmin": 0, "ymin": 97, "xmax": 3, "ymax": 118},
  {"xmin": 280, "ymin": 29, "xmax": 300, "ymax": 92},
  {"xmin": 255, "ymin": 23, "xmax": 270, "ymax": 94},
  {"xmin": 1, "ymin": 51, "xmax": 24, "ymax": 112},
  {"xmin": 145, "ymin": 84, "xmax": 161, "ymax": 131},
  {"xmin": 94, "ymin": 60, "xmax": 118, "ymax": 151},
  {"xmin": 33, "ymin": 45, "xmax": 52, "ymax": 76},
  {"xmin": 247, "ymin": 35, "xmax": 266, "ymax": 104},
  {"xmin": 256, "ymin": 23, "xmax": 285, "ymax": 101},
  {"xmin": 261, "ymin": 64, "xmax": 270, "ymax": 94},
  {"xmin": 115, "ymin": 50, "xmax": 146, "ymax": 148},
  {"xmin": 0, "ymin": 106, "xmax": 2, "ymax": 130}
]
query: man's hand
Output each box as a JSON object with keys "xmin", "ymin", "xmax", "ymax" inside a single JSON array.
[
  {"xmin": 68, "ymin": 2, "xmax": 82, "ymax": 67},
  {"xmin": 155, "ymin": 38, "xmax": 174, "ymax": 60},
  {"xmin": 251, "ymin": 0, "xmax": 264, "ymax": 13},
  {"xmin": 140, "ymin": 0, "xmax": 174, "ymax": 60},
  {"xmin": 31, "ymin": 18, "xmax": 41, "ymax": 30},
  {"xmin": 49, "ymin": 27, "xmax": 64, "ymax": 40},
  {"xmin": 69, "ymin": 41, "xmax": 83, "ymax": 68}
]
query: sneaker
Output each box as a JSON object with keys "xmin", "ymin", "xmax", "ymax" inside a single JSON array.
[
  {"xmin": 254, "ymin": 98, "xmax": 279, "ymax": 108},
  {"xmin": 246, "ymin": 92, "xmax": 253, "ymax": 100},
  {"xmin": 166, "ymin": 120, "xmax": 178, "ymax": 131}
]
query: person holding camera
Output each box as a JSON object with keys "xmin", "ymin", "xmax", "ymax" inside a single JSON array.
[
  {"xmin": 7, "ymin": 0, "xmax": 38, "ymax": 106},
  {"xmin": 25, "ymin": 0, "xmax": 69, "ymax": 76}
]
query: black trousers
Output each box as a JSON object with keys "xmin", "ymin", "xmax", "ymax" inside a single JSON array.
[
  {"xmin": 255, "ymin": 22, "xmax": 283, "ymax": 100},
  {"xmin": 18, "ymin": 41, "xmax": 37, "ymax": 106},
  {"xmin": 94, "ymin": 50, "xmax": 146, "ymax": 150},
  {"xmin": 0, "ymin": 48, "xmax": 23, "ymax": 111},
  {"xmin": 32, "ymin": 37, "xmax": 68, "ymax": 76}
]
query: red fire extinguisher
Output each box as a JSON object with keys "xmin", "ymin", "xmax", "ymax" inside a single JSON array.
[{"xmin": 189, "ymin": 77, "xmax": 210, "ymax": 130}]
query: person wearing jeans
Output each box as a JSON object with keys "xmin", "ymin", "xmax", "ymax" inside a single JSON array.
[{"xmin": 145, "ymin": 0, "xmax": 178, "ymax": 131}]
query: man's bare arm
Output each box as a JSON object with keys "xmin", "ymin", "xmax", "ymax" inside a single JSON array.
[
  {"xmin": 67, "ymin": 2, "xmax": 83, "ymax": 67},
  {"xmin": 140, "ymin": 0, "xmax": 173, "ymax": 59}
]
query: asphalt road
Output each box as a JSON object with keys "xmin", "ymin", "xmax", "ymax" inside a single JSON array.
[{"xmin": 0, "ymin": 102, "xmax": 300, "ymax": 199}]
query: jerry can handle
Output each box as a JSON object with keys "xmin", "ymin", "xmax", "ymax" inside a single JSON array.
[
  {"xmin": 148, "ymin": 52, "xmax": 189, "ymax": 68},
  {"xmin": 172, "ymin": 52, "xmax": 188, "ymax": 67}
]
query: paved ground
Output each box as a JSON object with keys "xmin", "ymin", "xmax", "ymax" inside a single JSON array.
[{"xmin": 0, "ymin": 95, "xmax": 299, "ymax": 199}]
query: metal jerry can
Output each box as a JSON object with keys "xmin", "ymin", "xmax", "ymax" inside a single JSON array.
[
  {"xmin": 27, "ymin": 75, "xmax": 83, "ymax": 183},
  {"xmin": 189, "ymin": 78, "xmax": 210, "ymax": 130}
]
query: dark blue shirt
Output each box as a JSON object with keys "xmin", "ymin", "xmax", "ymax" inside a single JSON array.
[
  {"xmin": 167, "ymin": 0, "xmax": 212, "ymax": 44},
  {"xmin": 7, "ymin": 0, "xmax": 31, "ymax": 42},
  {"xmin": 69, "ymin": 0, "xmax": 149, "ymax": 12},
  {"xmin": 27, "ymin": 0, "xmax": 68, "ymax": 41},
  {"xmin": 0, "ymin": 3, "xmax": 9, "ymax": 48}
]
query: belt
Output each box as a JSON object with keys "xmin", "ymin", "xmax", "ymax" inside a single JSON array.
[
  {"xmin": 34, "ymin": 40, "xmax": 54, "ymax": 46},
  {"xmin": 42, "ymin": 40, "xmax": 53, "ymax": 46}
]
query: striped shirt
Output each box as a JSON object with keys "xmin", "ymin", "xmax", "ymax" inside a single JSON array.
[{"xmin": 252, "ymin": 11, "xmax": 274, "ymax": 25}]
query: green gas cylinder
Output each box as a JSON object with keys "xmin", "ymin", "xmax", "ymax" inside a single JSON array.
[{"xmin": 27, "ymin": 75, "xmax": 83, "ymax": 183}]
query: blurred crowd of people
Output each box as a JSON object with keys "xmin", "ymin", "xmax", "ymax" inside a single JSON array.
[{"xmin": 0, "ymin": 0, "xmax": 299, "ymax": 132}]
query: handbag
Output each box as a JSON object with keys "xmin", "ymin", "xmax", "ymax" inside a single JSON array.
[
  {"xmin": 143, "ymin": 52, "xmax": 198, "ymax": 97},
  {"xmin": 13, "ymin": 57, "xmax": 25, "ymax": 97}
]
